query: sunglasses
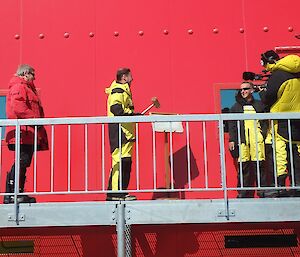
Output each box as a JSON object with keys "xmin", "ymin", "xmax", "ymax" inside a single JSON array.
[{"xmin": 240, "ymin": 87, "xmax": 251, "ymax": 91}]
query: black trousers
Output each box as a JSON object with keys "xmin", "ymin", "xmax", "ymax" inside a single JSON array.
[
  {"xmin": 237, "ymin": 161, "xmax": 265, "ymax": 198},
  {"xmin": 6, "ymin": 144, "xmax": 34, "ymax": 193}
]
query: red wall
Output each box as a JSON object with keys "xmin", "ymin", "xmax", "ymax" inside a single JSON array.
[
  {"xmin": 1, "ymin": 0, "xmax": 300, "ymax": 202},
  {"xmin": 0, "ymin": 0, "xmax": 299, "ymax": 201},
  {"xmin": 1, "ymin": 1, "xmax": 300, "ymax": 256}
]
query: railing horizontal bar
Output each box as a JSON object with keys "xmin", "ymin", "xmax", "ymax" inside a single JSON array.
[
  {"xmin": 0, "ymin": 112, "xmax": 299, "ymax": 127},
  {"xmin": 0, "ymin": 112, "xmax": 299, "ymax": 128}
]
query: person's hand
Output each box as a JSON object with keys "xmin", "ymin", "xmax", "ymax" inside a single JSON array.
[
  {"xmin": 229, "ymin": 141, "xmax": 235, "ymax": 151},
  {"xmin": 257, "ymin": 85, "xmax": 267, "ymax": 92}
]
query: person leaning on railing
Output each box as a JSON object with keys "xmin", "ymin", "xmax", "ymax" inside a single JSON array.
[
  {"xmin": 4, "ymin": 64, "xmax": 48, "ymax": 204},
  {"xmin": 228, "ymin": 82, "xmax": 269, "ymax": 198},
  {"xmin": 259, "ymin": 50, "xmax": 300, "ymax": 197}
]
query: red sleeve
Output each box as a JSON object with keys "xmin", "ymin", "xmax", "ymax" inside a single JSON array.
[{"xmin": 10, "ymin": 84, "xmax": 36, "ymax": 118}]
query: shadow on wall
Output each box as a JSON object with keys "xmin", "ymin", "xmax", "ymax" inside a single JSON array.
[{"xmin": 152, "ymin": 145, "xmax": 199, "ymax": 199}]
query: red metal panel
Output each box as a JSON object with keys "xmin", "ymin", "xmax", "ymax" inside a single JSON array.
[
  {"xmin": 0, "ymin": 0, "xmax": 299, "ymax": 200},
  {"xmin": 0, "ymin": 0, "xmax": 21, "ymax": 88},
  {"xmin": 0, "ymin": 0, "xmax": 300, "ymax": 254}
]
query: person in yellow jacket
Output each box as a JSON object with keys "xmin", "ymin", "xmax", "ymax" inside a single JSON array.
[
  {"xmin": 259, "ymin": 50, "xmax": 300, "ymax": 196},
  {"xmin": 105, "ymin": 68, "xmax": 140, "ymax": 201},
  {"xmin": 228, "ymin": 82, "xmax": 268, "ymax": 198}
]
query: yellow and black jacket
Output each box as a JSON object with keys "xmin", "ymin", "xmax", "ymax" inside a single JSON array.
[
  {"xmin": 105, "ymin": 80, "xmax": 136, "ymax": 153},
  {"xmin": 229, "ymin": 91, "xmax": 268, "ymax": 145},
  {"xmin": 260, "ymin": 54, "xmax": 300, "ymax": 141}
]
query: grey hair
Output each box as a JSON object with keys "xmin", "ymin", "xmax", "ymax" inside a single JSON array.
[{"xmin": 16, "ymin": 64, "xmax": 35, "ymax": 76}]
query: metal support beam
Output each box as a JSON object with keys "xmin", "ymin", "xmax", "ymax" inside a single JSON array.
[
  {"xmin": 125, "ymin": 225, "xmax": 132, "ymax": 257},
  {"xmin": 117, "ymin": 203, "xmax": 125, "ymax": 257}
]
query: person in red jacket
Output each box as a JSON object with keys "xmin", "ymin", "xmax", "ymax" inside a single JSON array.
[{"xmin": 4, "ymin": 64, "xmax": 48, "ymax": 204}]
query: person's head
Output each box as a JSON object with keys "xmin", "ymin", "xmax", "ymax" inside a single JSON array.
[
  {"xmin": 240, "ymin": 82, "xmax": 254, "ymax": 102},
  {"xmin": 116, "ymin": 68, "xmax": 133, "ymax": 85},
  {"xmin": 261, "ymin": 50, "xmax": 280, "ymax": 67},
  {"xmin": 16, "ymin": 64, "xmax": 35, "ymax": 81}
]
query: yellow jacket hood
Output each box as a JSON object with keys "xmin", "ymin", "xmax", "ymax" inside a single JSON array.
[
  {"xmin": 105, "ymin": 80, "xmax": 131, "ymax": 95},
  {"xmin": 266, "ymin": 54, "xmax": 300, "ymax": 73}
]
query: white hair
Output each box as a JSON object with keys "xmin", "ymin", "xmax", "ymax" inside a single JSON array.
[{"xmin": 16, "ymin": 64, "xmax": 35, "ymax": 76}]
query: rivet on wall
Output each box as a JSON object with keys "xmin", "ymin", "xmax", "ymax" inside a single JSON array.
[
  {"xmin": 14, "ymin": 34, "xmax": 20, "ymax": 39},
  {"xmin": 89, "ymin": 32, "xmax": 94, "ymax": 37},
  {"xmin": 263, "ymin": 27, "xmax": 269, "ymax": 32},
  {"xmin": 187, "ymin": 29, "xmax": 193, "ymax": 35},
  {"xmin": 213, "ymin": 28, "xmax": 219, "ymax": 34},
  {"xmin": 64, "ymin": 32, "xmax": 70, "ymax": 38},
  {"xmin": 163, "ymin": 29, "xmax": 169, "ymax": 35},
  {"xmin": 239, "ymin": 28, "xmax": 244, "ymax": 33},
  {"xmin": 288, "ymin": 26, "xmax": 294, "ymax": 32},
  {"xmin": 39, "ymin": 33, "xmax": 45, "ymax": 39},
  {"xmin": 138, "ymin": 30, "xmax": 144, "ymax": 36},
  {"xmin": 114, "ymin": 31, "xmax": 119, "ymax": 37}
]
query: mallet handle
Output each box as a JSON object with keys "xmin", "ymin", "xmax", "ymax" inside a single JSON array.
[{"xmin": 141, "ymin": 103, "xmax": 154, "ymax": 115}]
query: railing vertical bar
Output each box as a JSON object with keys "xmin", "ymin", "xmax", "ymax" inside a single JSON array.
[
  {"xmin": 33, "ymin": 126, "xmax": 38, "ymax": 193},
  {"xmin": 254, "ymin": 120, "xmax": 261, "ymax": 188},
  {"xmin": 119, "ymin": 123, "xmax": 123, "ymax": 191},
  {"xmin": 14, "ymin": 122, "xmax": 21, "ymax": 224},
  {"xmin": 169, "ymin": 123, "xmax": 174, "ymax": 190},
  {"xmin": 84, "ymin": 124, "xmax": 88, "ymax": 191},
  {"xmin": 152, "ymin": 123, "xmax": 157, "ymax": 190},
  {"xmin": 271, "ymin": 120, "xmax": 278, "ymax": 187},
  {"xmin": 68, "ymin": 125, "xmax": 71, "ymax": 192},
  {"xmin": 287, "ymin": 119, "xmax": 295, "ymax": 187},
  {"xmin": 219, "ymin": 117, "xmax": 229, "ymax": 220},
  {"xmin": 237, "ymin": 120, "xmax": 243, "ymax": 188},
  {"xmin": 101, "ymin": 124, "xmax": 105, "ymax": 191},
  {"xmin": 50, "ymin": 125, "xmax": 54, "ymax": 192},
  {"xmin": 186, "ymin": 122, "xmax": 191, "ymax": 189},
  {"xmin": 203, "ymin": 122, "xmax": 208, "ymax": 189},
  {"xmin": 135, "ymin": 123, "xmax": 140, "ymax": 191}
]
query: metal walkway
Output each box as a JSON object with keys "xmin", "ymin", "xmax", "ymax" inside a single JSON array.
[{"xmin": 1, "ymin": 198, "xmax": 300, "ymax": 228}]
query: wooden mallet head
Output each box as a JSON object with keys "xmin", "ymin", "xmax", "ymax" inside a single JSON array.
[
  {"xmin": 141, "ymin": 97, "xmax": 160, "ymax": 114},
  {"xmin": 151, "ymin": 97, "xmax": 160, "ymax": 108}
]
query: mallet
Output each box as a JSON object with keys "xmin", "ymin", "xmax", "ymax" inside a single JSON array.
[{"xmin": 141, "ymin": 97, "xmax": 160, "ymax": 115}]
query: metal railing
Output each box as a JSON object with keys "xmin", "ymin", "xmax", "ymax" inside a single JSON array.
[{"xmin": 0, "ymin": 112, "xmax": 300, "ymax": 202}]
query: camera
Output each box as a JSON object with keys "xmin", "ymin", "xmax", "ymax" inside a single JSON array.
[
  {"xmin": 242, "ymin": 71, "xmax": 270, "ymax": 81},
  {"xmin": 242, "ymin": 71, "xmax": 270, "ymax": 92}
]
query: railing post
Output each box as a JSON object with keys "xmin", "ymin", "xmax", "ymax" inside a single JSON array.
[
  {"xmin": 117, "ymin": 203, "xmax": 125, "ymax": 257},
  {"xmin": 14, "ymin": 121, "xmax": 21, "ymax": 224},
  {"xmin": 218, "ymin": 116, "xmax": 229, "ymax": 220}
]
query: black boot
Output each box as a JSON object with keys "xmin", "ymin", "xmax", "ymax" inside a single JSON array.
[
  {"xmin": 277, "ymin": 174, "xmax": 289, "ymax": 197},
  {"xmin": 3, "ymin": 171, "xmax": 36, "ymax": 204},
  {"xmin": 16, "ymin": 194, "xmax": 36, "ymax": 203},
  {"xmin": 18, "ymin": 174, "xmax": 36, "ymax": 203},
  {"xmin": 3, "ymin": 172, "xmax": 14, "ymax": 204}
]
